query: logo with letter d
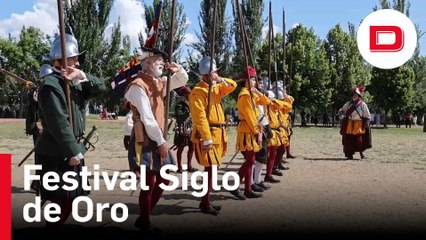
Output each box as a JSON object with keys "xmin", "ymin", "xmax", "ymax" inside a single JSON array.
[{"xmin": 357, "ymin": 9, "xmax": 417, "ymax": 69}]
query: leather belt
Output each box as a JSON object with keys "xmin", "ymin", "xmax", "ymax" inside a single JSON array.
[{"xmin": 210, "ymin": 123, "xmax": 227, "ymax": 128}]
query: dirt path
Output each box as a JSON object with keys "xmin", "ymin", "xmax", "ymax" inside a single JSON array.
[{"xmin": 4, "ymin": 120, "xmax": 426, "ymax": 236}]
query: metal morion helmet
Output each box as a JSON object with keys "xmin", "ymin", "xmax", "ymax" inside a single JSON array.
[
  {"xmin": 262, "ymin": 77, "xmax": 271, "ymax": 90},
  {"xmin": 266, "ymin": 90, "xmax": 275, "ymax": 100},
  {"xmin": 277, "ymin": 90, "xmax": 284, "ymax": 100},
  {"xmin": 49, "ymin": 34, "xmax": 81, "ymax": 61},
  {"xmin": 198, "ymin": 56, "xmax": 219, "ymax": 75},
  {"xmin": 39, "ymin": 64, "xmax": 53, "ymax": 78}
]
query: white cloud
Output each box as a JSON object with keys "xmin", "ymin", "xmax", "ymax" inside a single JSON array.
[
  {"xmin": 0, "ymin": 0, "xmax": 58, "ymax": 38},
  {"xmin": 183, "ymin": 32, "xmax": 198, "ymax": 45},
  {"xmin": 0, "ymin": 0, "xmax": 146, "ymax": 53},
  {"xmin": 261, "ymin": 24, "xmax": 281, "ymax": 39},
  {"xmin": 109, "ymin": 0, "xmax": 146, "ymax": 51},
  {"xmin": 292, "ymin": 23, "xmax": 302, "ymax": 29}
]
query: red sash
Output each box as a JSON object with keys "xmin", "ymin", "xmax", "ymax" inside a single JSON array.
[{"xmin": 340, "ymin": 100, "xmax": 363, "ymax": 135}]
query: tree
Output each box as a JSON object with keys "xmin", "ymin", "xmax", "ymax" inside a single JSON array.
[
  {"xmin": 286, "ymin": 25, "xmax": 332, "ymax": 114},
  {"xmin": 0, "ymin": 27, "xmax": 50, "ymax": 118},
  {"xmin": 371, "ymin": 0, "xmax": 423, "ymax": 127},
  {"xmin": 324, "ymin": 24, "xmax": 370, "ymax": 126},
  {"xmin": 368, "ymin": 66, "xmax": 416, "ymax": 127},
  {"xmin": 64, "ymin": 0, "xmax": 131, "ymax": 107},
  {"xmin": 410, "ymin": 56, "xmax": 426, "ymax": 130},
  {"xmin": 185, "ymin": 0, "xmax": 233, "ymax": 87},
  {"xmin": 231, "ymin": 0, "xmax": 264, "ymax": 73},
  {"xmin": 141, "ymin": 0, "xmax": 188, "ymax": 62},
  {"xmin": 373, "ymin": 0, "xmax": 410, "ymax": 16},
  {"xmin": 257, "ymin": 33, "xmax": 285, "ymax": 83}
]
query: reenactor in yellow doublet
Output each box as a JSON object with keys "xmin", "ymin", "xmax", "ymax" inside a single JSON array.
[
  {"xmin": 230, "ymin": 67, "xmax": 270, "ymax": 199},
  {"xmin": 263, "ymin": 90, "xmax": 290, "ymax": 183},
  {"xmin": 270, "ymin": 90, "xmax": 294, "ymax": 176},
  {"xmin": 189, "ymin": 56, "xmax": 237, "ymax": 215}
]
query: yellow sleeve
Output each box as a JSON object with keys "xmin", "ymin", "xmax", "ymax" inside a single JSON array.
[
  {"xmin": 238, "ymin": 94, "xmax": 259, "ymax": 134},
  {"xmin": 256, "ymin": 93, "xmax": 271, "ymax": 106},
  {"xmin": 218, "ymin": 78, "xmax": 237, "ymax": 97},
  {"xmin": 189, "ymin": 92, "xmax": 212, "ymax": 142},
  {"xmin": 282, "ymin": 101, "xmax": 293, "ymax": 113},
  {"xmin": 276, "ymin": 99, "xmax": 293, "ymax": 113},
  {"xmin": 269, "ymin": 100, "xmax": 281, "ymax": 111}
]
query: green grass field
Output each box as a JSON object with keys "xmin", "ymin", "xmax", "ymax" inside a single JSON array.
[
  {"xmin": 1, "ymin": 116, "xmax": 425, "ymax": 166},
  {"xmin": 5, "ymin": 116, "xmax": 426, "ymax": 234}
]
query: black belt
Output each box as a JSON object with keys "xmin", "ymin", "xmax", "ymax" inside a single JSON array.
[{"xmin": 210, "ymin": 123, "xmax": 227, "ymax": 128}]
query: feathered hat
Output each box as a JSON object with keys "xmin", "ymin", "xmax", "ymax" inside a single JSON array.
[{"xmin": 353, "ymin": 86, "xmax": 365, "ymax": 97}]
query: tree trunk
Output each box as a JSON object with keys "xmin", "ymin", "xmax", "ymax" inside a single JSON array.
[
  {"xmin": 331, "ymin": 104, "xmax": 336, "ymax": 127},
  {"xmin": 423, "ymin": 113, "xmax": 425, "ymax": 132},
  {"xmin": 18, "ymin": 91, "xmax": 26, "ymax": 118},
  {"xmin": 383, "ymin": 110, "xmax": 388, "ymax": 128}
]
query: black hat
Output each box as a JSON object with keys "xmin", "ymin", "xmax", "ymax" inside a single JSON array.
[{"xmin": 138, "ymin": 46, "xmax": 168, "ymax": 61}]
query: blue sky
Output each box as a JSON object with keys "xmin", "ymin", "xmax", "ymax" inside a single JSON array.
[{"xmin": 0, "ymin": 0, "xmax": 425, "ymax": 57}]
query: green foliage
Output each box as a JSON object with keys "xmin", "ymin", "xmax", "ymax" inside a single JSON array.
[
  {"xmin": 231, "ymin": 0, "xmax": 264, "ymax": 73},
  {"xmin": 408, "ymin": 56, "xmax": 426, "ymax": 113},
  {"xmin": 257, "ymin": 33, "xmax": 285, "ymax": 83},
  {"xmin": 64, "ymin": 0, "xmax": 132, "ymax": 107},
  {"xmin": 373, "ymin": 0, "xmax": 410, "ymax": 16},
  {"xmin": 185, "ymin": 0, "xmax": 233, "ymax": 87},
  {"xmin": 0, "ymin": 27, "xmax": 50, "ymax": 117},
  {"xmin": 324, "ymin": 24, "xmax": 371, "ymax": 115},
  {"xmin": 371, "ymin": 0, "xmax": 424, "ymax": 127},
  {"xmin": 286, "ymin": 25, "xmax": 331, "ymax": 113},
  {"xmin": 223, "ymin": 95, "xmax": 237, "ymax": 115},
  {"xmin": 369, "ymin": 66, "xmax": 416, "ymax": 114},
  {"xmin": 141, "ymin": 0, "xmax": 188, "ymax": 62}
]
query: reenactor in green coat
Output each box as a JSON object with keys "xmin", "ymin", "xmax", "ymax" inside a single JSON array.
[{"xmin": 34, "ymin": 34, "xmax": 106, "ymax": 228}]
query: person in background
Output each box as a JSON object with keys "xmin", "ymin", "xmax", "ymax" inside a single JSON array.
[
  {"xmin": 405, "ymin": 111, "xmax": 413, "ymax": 128},
  {"xmin": 173, "ymin": 86, "xmax": 196, "ymax": 173},
  {"xmin": 123, "ymin": 100, "xmax": 133, "ymax": 151},
  {"xmin": 232, "ymin": 66, "xmax": 270, "ymax": 199},
  {"xmin": 339, "ymin": 86, "xmax": 372, "ymax": 160}
]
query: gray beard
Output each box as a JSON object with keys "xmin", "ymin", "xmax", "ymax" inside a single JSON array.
[{"xmin": 150, "ymin": 66, "xmax": 163, "ymax": 78}]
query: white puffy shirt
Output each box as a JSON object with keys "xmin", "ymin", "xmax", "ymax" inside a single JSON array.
[
  {"xmin": 124, "ymin": 65, "xmax": 188, "ymax": 146},
  {"xmin": 340, "ymin": 101, "xmax": 371, "ymax": 121}
]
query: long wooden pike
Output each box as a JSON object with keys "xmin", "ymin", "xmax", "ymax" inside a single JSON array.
[
  {"xmin": 57, "ymin": 0, "xmax": 73, "ymax": 132},
  {"xmin": 0, "ymin": 69, "xmax": 36, "ymax": 89},
  {"xmin": 235, "ymin": 0, "xmax": 255, "ymax": 109},
  {"xmin": 163, "ymin": 0, "xmax": 177, "ymax": 139},
  {"xmin": 282, "ymin": 8, "xmax": 286, "ymax": 89},
  {"xmin": 17, "ymin": 148, "xmax": 35, "ymax": 167},
  {"xmin": 223, "ymin": 151, "xmax": 239, "ymax": 169},
  {"xmin": 271, "ymin": 6, "xmax": 279, "ymax": 94},
  {"xmin": 241, "ymin": 7, "xmax": 258, "ymax": 85},
  {"xmin": 206, "ymin": 0, "xmax": 218, "ymax": 122},
  {"xmin": 289, "ymin": 32, "xmax": 295, "ymax": 95},
  {"xmin": 268, "ymin": 1, "xmax": 273, "ymax": 94}
]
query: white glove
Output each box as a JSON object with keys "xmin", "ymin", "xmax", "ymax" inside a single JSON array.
[
  {"xmin": 62, "ymin": 67, "xmax": 89, "ymax": 85},
  {"xmin": 72, "ymin": 70, "xmax": 89, "ymax": 85}
]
